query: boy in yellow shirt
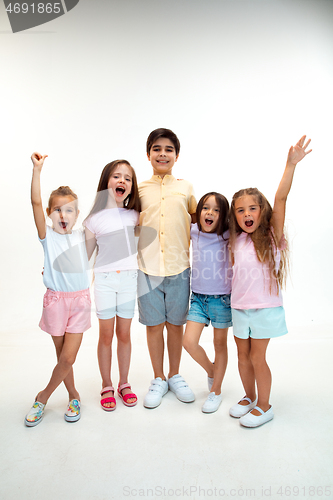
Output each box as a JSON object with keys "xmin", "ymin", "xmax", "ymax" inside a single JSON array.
[{"xmin": 138, "ymin": 128, "xmax": 197, "ymax": 408}]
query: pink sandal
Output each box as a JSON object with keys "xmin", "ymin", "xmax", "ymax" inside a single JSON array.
[
  {"xmin": 117, "ymin": 383, "xmax": 137, "ymax": 407},
  {"xmin": 100, "ymin": 386, "xmax": 116, "ymax": 411}
]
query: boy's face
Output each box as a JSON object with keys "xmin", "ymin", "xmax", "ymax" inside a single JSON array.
[{"xmin": 147, "ymin": 137, "xmax": 178, "ymax": 177}]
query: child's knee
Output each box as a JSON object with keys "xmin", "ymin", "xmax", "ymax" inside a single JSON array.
[
  {"xmin": 183, "ymin": 334, "xmax": 195, "ymax": 352},
  {"xmin": 59, "ymin": 352, "xmax": 77, "ymax": 368},
  {"xmin": 213, "ymin": 337, "xmax": 227, "ymax": 352}
]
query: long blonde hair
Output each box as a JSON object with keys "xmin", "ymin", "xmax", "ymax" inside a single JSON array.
[{"xmin": 229, "ymin": 188, "xmax": 288, "ymax": 291}]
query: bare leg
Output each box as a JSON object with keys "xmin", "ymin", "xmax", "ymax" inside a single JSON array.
[
  {"xmin": 116, "ymin": 316, "xmax": 136, "ymax": 403},
  {"xmin": 98, "ymin": 317, "xmax": 115, "ymax": 408},
  {"xmin": 234, "ymin": 336, "xmax": 256, "ymax": 405},
  {"xmin": 52, "ymin": 335, "xmax": 81, "ymax": 401},
  {"xmin": 37, "ymin": 333, "xmax": 83, "ymax": 404},
  {"xmin": 166, "ymin": 322, "xmax": 183, "ymax": 379},
  {"xmin": 183, "ymin": 321, "xmax": 214, "ymax": 377},
  {"xmin": 249, "ymin": 338, "xmax": 271, "ymax": 415},
  {"xmin": 210, "ymin": 328, "xmax": 228, "ymax": 395},
  {"xmin": 146, "ymin": 323, "xmax": 166, "ymax": 380}
]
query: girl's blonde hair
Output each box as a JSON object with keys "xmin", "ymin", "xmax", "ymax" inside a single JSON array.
[
  {"xmin": 229, "ymin": 188, "xmax": 288, "ymax": 291},
  {"xmin": 47, "ymin": 186, "xmax": 78, "ymax": 213}
]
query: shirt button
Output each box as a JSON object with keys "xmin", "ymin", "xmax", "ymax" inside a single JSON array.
[
  {"xmin": 161, "ymin": 232, "xmax": 163, "ymax": 235},
  {"xmin": 161, "ymin": 214, "xmax": 164, "ymax": 217}
]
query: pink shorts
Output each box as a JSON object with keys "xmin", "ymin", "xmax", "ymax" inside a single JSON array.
[{"xmin": 39, "ymin": 289, "xmax": 91, "ymax": 337}]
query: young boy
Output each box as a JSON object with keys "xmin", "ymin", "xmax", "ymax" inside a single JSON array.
[{"xmin": 138, "ymin": 128, "xmax": 197, "ymax": 409}]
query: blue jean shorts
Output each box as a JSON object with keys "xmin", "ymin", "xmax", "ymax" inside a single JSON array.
[
  {"xmin": 232, "ymin": 307, "xmax": 288, "ymax": 339},
  {"xmin": 187, "ymin": 292, "xmax": 232, "ymax": 329},
  {"xmin": 137, "ymin": 268, "xmax": 190, "ymax": 326}
]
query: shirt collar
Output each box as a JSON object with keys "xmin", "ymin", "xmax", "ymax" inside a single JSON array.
[{"xmin": 151, "ymin": 174, "xmax": 175, "ymax": 182}]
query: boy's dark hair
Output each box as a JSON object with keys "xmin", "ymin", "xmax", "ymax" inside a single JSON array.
[
  {"xmin": 196, "ymin": 192, "xmax": 229, "ymax": 238},
  {"xmin": 146, "ymin": 128, "xmax": 180, "ymax": 156}
]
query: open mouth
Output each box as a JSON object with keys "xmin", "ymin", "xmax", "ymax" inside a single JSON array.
[
  {"xmin": 59, "ymin": 221, "xmax": 68, "ymax": 229},
  {"xmin": 205, "ymin": 218, "xmax": 213, "ymax": 226},
  {"xmin": 245, "ymin": 220, "xmax": 253, "ymax": 227},
  {"xmin": 116, "ymin": 187, "xmax": 125, "ymax": 195}
]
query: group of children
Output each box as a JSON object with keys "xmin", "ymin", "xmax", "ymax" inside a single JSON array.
[{"xmin": 24, "ymin": 128, "xmax": 312, "ymax": 428}]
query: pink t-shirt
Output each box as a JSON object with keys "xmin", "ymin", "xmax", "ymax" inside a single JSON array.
[{"xmin": 231, "ymin": 231, "xmax": 285, "ymax": 310}]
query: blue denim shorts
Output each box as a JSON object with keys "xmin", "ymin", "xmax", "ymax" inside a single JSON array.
[
  {"xmin": 137, "ymin": 268, "xmax": 190, "ymax": 326},
  {"xmin": 187, "ymin": 292, "xmax": 232, "ymax": 329},
  {"xmin": 232, "ymin": 307, "xmax": 288, "ymax": 339}
]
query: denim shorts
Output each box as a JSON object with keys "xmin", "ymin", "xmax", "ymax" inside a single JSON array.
[
  {"xmin": 94, "ymin": 270, "xmax": 137, "ymax": 320},
  {"xmin": 137, "ymin": 268, "xmax": 190, "ymax": 326},
  {"xmin": 187, "ymin": 292, "xmax": 232, "ymax": 329},
  {"xmin": 232, "ymin": 307, "xmax": 288, "ymax": 339}
]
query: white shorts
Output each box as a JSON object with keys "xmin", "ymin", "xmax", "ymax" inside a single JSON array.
[{"xmin": 94, "ymin": 270, "xmax": 138, "ymax": 320}]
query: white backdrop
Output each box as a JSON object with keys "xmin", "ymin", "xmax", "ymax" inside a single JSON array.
[{"xmin": 1, "ymin": 0, "xmax": 332, "ymax": 336}]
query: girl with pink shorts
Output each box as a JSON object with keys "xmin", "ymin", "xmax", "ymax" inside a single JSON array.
[{"xmin": 24, "ymin": 153, "xmax": 91, "ymax": 427}]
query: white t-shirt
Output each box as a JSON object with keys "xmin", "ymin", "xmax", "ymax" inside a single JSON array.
[
  {"xmin": 39, "ymin": 226, "xmax": 90, "ymax": 292},
  {"xmin": 84, "ymin": 208, "xmax": 139, "ymax": 273}
]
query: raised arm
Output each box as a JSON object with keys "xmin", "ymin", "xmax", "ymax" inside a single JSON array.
[
  {"xmin": 31, "ymin": 152, "xmax": 48, "ymax": 240},
  {"xmin": 272, "ymin": 136, "xmax": 312, "ymax": 244}
]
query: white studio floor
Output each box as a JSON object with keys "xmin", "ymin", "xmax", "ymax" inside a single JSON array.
[{"xmin": 1, "ymin": 315, "xmax": 332, "ymax": 500}]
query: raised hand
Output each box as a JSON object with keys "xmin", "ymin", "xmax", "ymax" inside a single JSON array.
[
  {"xmin": 287, "ymin": 135, "xmax": 312, "ymax": 166},
  {"xmin": 31, "ymin": 152, "xmax": 48, "ymax": 169}
]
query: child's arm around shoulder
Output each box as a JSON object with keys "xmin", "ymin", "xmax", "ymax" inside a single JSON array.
[
  {"xmin": 31, "ymin": 152, "xmax": 48, "ymax": 240},
  {"xmin": 85, "ymin": 227, "xmax": 97, "ymax": 261},
  {"xmin": 271, "ymin": 135, "xmax": 312, "ymax": 245}
]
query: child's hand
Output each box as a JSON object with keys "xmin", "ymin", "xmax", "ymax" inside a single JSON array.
[
  {"xmin": 287, "ymin": 136, "xmax": 312, "ymax": 166},
  {"xmin": 31, "ymin": 152, "xmax": 48, "ymax": 169}
]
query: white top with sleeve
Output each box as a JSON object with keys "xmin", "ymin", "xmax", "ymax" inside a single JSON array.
[
  {"xmin": 39, "ymin": 226, "xmax": 89, "ymax": 292},
  {"xmin": 84, "ymin": 208, "xmax": 139, "ymax": 273}
]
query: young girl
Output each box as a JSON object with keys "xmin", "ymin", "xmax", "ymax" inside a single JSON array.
[
  {"xmin": 25, "ymin": 153, "xmax": 91, "ymax": 427},
  {"xmin": 229, "ymin": 136, "xmax": 312, "ymax": 427},
  {"xmin": 84, "ymin": 160, "xmax": 141, "ymax": 411},
  {"xmin": 183, "ymin": 192, "xmax": 232, "ymax": 413}
]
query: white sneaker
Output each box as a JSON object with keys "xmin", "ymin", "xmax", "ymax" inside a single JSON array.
[
  {"xmin": 229, "ymin": 396, "xmax": 257, "ymax": 418},
  {"xmin": 168, "ymin": 374, "xmax": 195, "ymax": 403},
  {"xmin": 143, "ymin": 377, "xmax": 168, "ymax": 409},
  {"xmin": 240, "ymin": 406, "xmax": 274, "ymax": 427},
  {"xmin": 25, "ymin": 400, "xmax": 46, "ymax": 427},
  {"xmin": 202, "ymin": 392, "xmax": 222, "ymax": 413},
  {"xmin": 64, "ymin": 399, "xmax": 81, "ymax": 422}
]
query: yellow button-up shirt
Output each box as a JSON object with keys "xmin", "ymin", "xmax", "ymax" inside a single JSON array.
[{"xmin": 138, "ymin": 175, "xmax": 197, "ymax": 277}]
